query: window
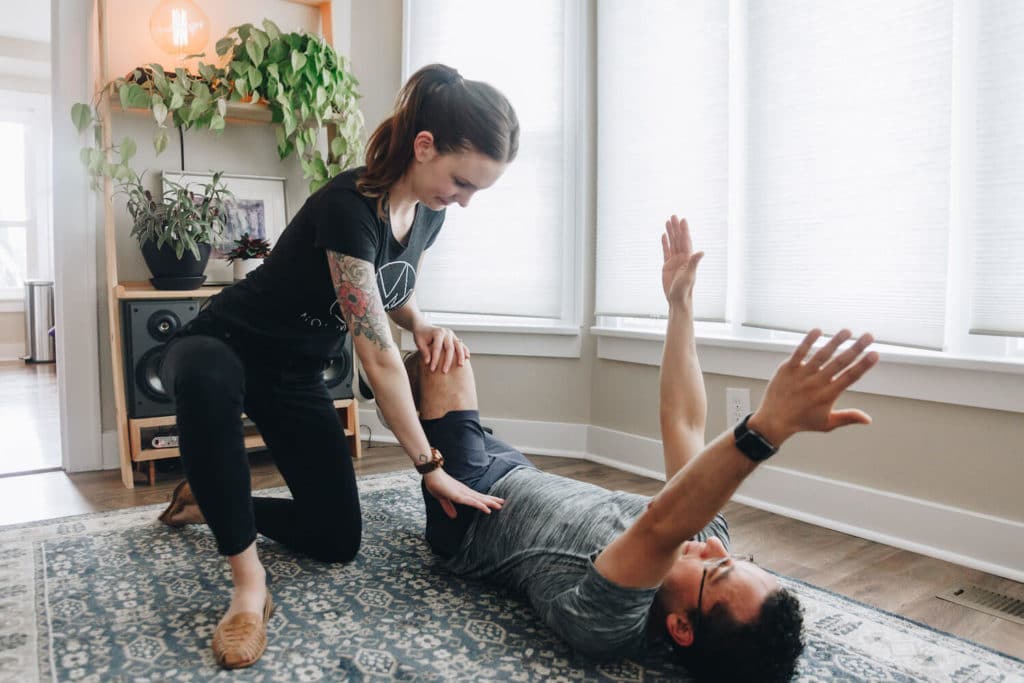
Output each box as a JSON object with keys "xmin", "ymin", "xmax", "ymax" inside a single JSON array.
[
  {"xmin": 402, "ymin": 0, "xmax": 583, "ymax": 356},
  {"xmin": 594, "ymin": 1, "xmax": 1024, "ymax": 381},
  {"xmin": 0, "ymin": 90, "xmax": 52, "ymax": 305}
]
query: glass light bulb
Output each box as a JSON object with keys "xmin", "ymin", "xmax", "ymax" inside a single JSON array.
[{"xmin": 149, "ymin": 0, "xmax": 209, "ymax": 57}]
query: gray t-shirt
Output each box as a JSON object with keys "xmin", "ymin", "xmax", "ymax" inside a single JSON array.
[{"xmin": 445, "ymin": 467, "xmax": 731, "ymax": 659}]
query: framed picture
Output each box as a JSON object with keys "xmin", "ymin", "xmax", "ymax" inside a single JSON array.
[{"xmin": 161, "ymin": 171, "xmax": 288, "ymax": 284}]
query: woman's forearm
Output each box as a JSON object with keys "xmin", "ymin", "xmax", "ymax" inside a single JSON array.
[{"xmin": 359, "ymin": 348, "xmax": 434, "ymax": 466}]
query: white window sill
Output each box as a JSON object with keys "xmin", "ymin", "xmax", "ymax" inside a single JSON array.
[
  {"xmin": 399, "ymin": 316, "xmax": 582, "ymax": 358},
  {"xmin": 592, "ymin": 326, "xmax": 1024, "ymax": 414},
  {"xmin": 0, "ymin": 299, "xmax": 25, "ymax": 313}
]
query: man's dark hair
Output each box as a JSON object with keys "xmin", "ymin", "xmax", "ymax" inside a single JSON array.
[{"xmin": 669, "ymin": 588, "xmax": 805, "ymax": 682}]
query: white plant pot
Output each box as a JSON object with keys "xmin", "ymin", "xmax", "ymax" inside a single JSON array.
[{"xmin": 233, "ymin": 258, "xmax": 263, "ymax": 282}]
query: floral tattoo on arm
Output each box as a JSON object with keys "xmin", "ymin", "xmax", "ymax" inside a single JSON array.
[{"xmin": 327, "ymin": 251, "xmax": 392, "ymax": 352}]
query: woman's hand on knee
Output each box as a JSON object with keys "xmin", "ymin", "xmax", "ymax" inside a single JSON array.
[{"xmin": 414, "ymin": 325, "xmax": 470, "ymax": 374}]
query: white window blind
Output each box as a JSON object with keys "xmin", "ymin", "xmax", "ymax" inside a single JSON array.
[
  {"xmin": 595, "ymin": 0, "xmax": 730, "ymax": 321},
  {"xmin": 970, "ymin": 0, "xmax": 1024, "ymax": 337},
  {"xmin": 744, "ymin": 0, "xmax": 953, "ymax": 350},
  {"xmin": 405, "ymin": 0, "xmax": 573, "ymax": 320}
]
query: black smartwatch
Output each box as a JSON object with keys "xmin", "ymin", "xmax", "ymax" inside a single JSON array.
[{"xmin": 733, "ymin": 413, "xmax": 778, "ymax": 462}]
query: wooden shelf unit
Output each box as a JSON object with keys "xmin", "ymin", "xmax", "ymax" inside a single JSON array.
[
  {"xmin": 116, "ymin": 282, "xmax": 361, "ymax": 487},
  {"xmin": 97, "ymin": 0, "xmax": 350, "ymax": 488}
]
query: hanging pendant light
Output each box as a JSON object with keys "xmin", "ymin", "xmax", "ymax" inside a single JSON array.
[{"xmin": 149, "ymin": 0, "xmax": 210, "ymax": 62}]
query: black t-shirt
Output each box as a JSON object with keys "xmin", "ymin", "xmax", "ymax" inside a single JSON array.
[{"xmin": 204, "ymin": 167, "xmax": 445, "ymax": 358}]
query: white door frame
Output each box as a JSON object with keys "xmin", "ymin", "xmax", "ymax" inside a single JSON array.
[{"xmin": 51, "ymin": 0, "xmax": 105, "ymax": 472}]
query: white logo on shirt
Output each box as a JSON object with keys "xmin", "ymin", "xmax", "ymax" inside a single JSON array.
[{"xmin": 377, "ymin": 261, "xmax": 417, "ymax": 310}]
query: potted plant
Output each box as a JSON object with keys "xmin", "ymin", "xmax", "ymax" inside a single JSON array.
[
  {"xmin": 225, "ymin": 233, "xmax": 272, "ymax": 281},
  {"xmin": 122, "ymin": 171, "xmax": 232, "ymax": 289},
  {"xmin": 71, "ymin": 19, "xmax": 364, "ymax": 193}
]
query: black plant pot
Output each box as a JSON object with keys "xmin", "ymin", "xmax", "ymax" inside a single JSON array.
[{"xmin": 140, "ymin": 239, "xmax": 212, "ymax": 290}]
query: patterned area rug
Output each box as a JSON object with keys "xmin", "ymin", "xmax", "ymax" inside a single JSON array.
[{"xmin": 2, "ymin": 471, "xmax": 1023, "ymax": 682}]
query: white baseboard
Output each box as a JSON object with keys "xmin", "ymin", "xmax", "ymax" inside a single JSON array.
[
  {"xmin": 360, "ymin": 408, "xmax": 1024, "ymax": 582},
  {"xmin": 734, "ymin": 466, "xmax": 1024, "ymax": 584}
]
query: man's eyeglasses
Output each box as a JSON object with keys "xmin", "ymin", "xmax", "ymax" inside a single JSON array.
[{"xmin": 694, "ymin": 553, "xmax": 755, "ymax": 641}]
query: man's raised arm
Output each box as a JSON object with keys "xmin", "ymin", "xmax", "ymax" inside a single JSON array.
[{"xmin": 594, "ymin": 218, "xmax": 879, "ymax": 590}]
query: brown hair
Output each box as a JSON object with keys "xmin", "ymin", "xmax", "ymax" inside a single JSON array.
[{"xmin": 357, "ymin": 64, "xmax": 520, "ymax": 197}]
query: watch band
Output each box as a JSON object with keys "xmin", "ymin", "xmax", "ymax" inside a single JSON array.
[
  {"xmin": 415, "ymin": 448, "xmax": 445, "ymax": 474},
  {"xmin": 733, "ymin": 413, "xmax": 778, "ymax": 462}
]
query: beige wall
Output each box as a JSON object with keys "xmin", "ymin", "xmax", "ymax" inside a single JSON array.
[
  {"xmin": 0, "ymin": 312, "xmax": 26, "ymax": 359},
  {"xmin": 591, "ymin": 360, "xmax": 1024, "ymax": 524}
]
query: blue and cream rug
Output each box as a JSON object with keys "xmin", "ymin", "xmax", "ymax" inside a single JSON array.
[{"xmin": 2, "ymin": 472, "xmax": 1023, "ymax": 682}]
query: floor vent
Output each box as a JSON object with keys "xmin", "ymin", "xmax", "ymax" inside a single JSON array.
[{"xmin": 936, "ymin": 585, "xmax": 1024, "ymax": 625}]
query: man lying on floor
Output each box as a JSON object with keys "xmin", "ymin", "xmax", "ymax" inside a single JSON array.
[{"xmin": 403, "ymin": 216, "xmax": 880, "ymax": 682}]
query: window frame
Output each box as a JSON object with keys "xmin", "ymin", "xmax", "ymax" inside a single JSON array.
[{"xmin": 0, "ymin": 90, "xmax": 52, "ymax": 306}]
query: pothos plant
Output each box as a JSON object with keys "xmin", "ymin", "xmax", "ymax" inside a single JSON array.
[{"xmin": 71, "ymin": 19, "xmax": 364, "ymax": 193}]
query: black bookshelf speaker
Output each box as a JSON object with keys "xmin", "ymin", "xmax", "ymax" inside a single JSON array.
[
  {"xmin": 323, "ymin": 334, "xmax": 354, "ymax": 400},
  {"xmin": 122, "ymin": 299, "xmax": 201, "ymax": 418}
]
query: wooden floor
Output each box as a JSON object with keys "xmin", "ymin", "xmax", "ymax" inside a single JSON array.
[
  {"xmin": 0, "ymin": 360, "xmax": 60, "ymax": 476},
  {"xmin": 0, "ymin": 443, "xmax": 1021, "ymax": 662}
]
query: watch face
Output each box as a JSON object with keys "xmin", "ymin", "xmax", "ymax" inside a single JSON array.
[{"xmin": 735, "ymin": 427, "xmax": 777, "ymax": 462}]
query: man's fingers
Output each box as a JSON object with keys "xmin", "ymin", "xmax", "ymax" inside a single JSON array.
[
  {"xmin": 440, "ymin": 498, "xmax": 457, "ymax": 519},
  {"xmin": 834, "ymin": 350, "xmax": 880, "ymax": 392},
  {"xmin": 789, "ymin": 329, "xmax": 822, "ymax": 367},
  {"xmin": 822, "ymin": 332, "xmax": 874, "ymax": 378},
  {"xmin": 808, "ymin": 329, "xmax": 852, "ymax": 369},
  {"xmin": 662, "ymin": 233, "xmax": 671, "ymax": 262}
]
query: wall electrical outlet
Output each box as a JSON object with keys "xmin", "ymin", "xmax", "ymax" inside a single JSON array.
[{"xmin": 726, "ymin": 387, "xmax": 750, "ymax": 427}]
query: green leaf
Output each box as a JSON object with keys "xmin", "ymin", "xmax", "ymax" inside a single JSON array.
[
  {"xmin": 79, "ymin": 147, "xmax": 93, "ymax": 167},
  {"xmin": 216, "ymin": 37, "xmax": 235, "ymax": 57},
  {"xmin": 154, "ymin": 128, "xmax": 169, "ymax": 154},
  {"xmin": 268, "ymin": 41, "xmax": 287, "ymax": 63},
  {"xmin": 283, "ymin": 111, "xmax": 297, "ymax": 136},
  {"xmin": 71, "ymin": 103, "xmax": 91, "ymax": 132},
  {"xmin": 183, "ymin": 52, "xmax": 205, "ymax": 61},
  {"xmin": 199, "ymin": 62, "xmax": 215, "ymax": 82},
  {"xmin": 331, "ymin": 135, "xmax": 347, "ymax": 158},
  {"xmin": 245, "ymin": 37, "xmax": 263, "ymax": 67},
  {"xmin": 291, "ymin": 51, "xmax": 306, "ymax": 73},
  {"xmin": 120, "ymin": 136, "xmax": 137, "ymax": 162},
  {"xmin": 267, "ymin": 63, "xmax": 279, "ymax": 81},
  {"xmin": 210, "ymin": 113, "xmax": 225, "ymax": 131},
  {"xmin": 315, "ymin": 85, "xmax": 327, "ymax": 109},
  {"xmin": 248, "ymin": 65, "xmax": 263, "ymax": 89},
  {"xmin": 130, "ymin": 84, "xmax": 150, "ymax": 108},
  {"xmin": 217, "ymin": 98, "xmax": 227, "ymax": 117},
  {"xmin": 152, "ymin": 99, "xmax": 169, "ymax": 126},
  {"xmin": 169, "ymin": 90, "xmax": 185, "ymax": 110},
  {"xmin": 235, "ymin": 76, "xmax": 249, "ymax": 99},
  {"xmin": 262, "ymin": 19, "xmax": 282, "ymax": 41},
  {"xmin": 114, "ymin": 163, "xmax": 133, "ymax": 180},
  {"xmin": 188, "ymin": 97, "xmax": 210, "ymax": 122},
  {"xmin": 237, "ymin": 24, "xmax": 252, "ymax": 42},
  {"xmin": 118, "ymin": 84, "xmax": 131, "ymax": 110}
]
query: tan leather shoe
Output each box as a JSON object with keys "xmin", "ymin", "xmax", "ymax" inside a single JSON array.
[
  {"xmin": 157, "ymin": 480, "xmax": 206, "ymax": 527},
  {"xmin": 212, "ymin": 591, "xmax": 275, "ymax": 669}
]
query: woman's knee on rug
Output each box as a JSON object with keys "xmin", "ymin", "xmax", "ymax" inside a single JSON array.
[{"xmin": 301, "ymin": 523, "xmax": 362, "ymax": 563}]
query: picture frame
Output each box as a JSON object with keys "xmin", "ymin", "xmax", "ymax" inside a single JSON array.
[{"xmin": 161, "ymin": 171, "xmax": 288, "ymax": 285}]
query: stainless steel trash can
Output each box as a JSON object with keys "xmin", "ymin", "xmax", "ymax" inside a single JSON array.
[{"xmin": 24, "ymin": 279, "xmax": 55, "ymax": 363}]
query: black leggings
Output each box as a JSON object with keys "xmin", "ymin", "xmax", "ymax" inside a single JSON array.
[{"xmin": 160, "ymin": 318, "xmax": 360, "ymax": 562}]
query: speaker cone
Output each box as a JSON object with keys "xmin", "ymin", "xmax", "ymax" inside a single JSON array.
[
  {"xmin": 322, "ymin": 352, "xmax": 352, "ymax": 389},
  {"xmin": 147, "ymin": 310, "xmax": 182, "ymax": 342},
  {"xmin": 136, "ymin": 347, "xmax": 171, "ymax": 403}
]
